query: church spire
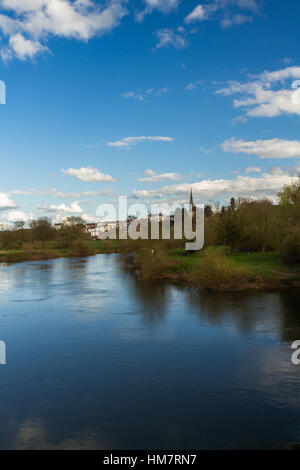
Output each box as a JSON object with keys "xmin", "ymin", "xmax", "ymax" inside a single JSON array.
[{"xmin": 189, "ymin": 188, "xmax": 194, "ymax": 208}]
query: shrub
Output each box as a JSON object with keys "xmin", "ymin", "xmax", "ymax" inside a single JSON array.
[
  {"xmin": 133, "ymin": 247, "xmax": 175, "ymax": 279},
  {"xmin": 68, "ymin": 240, "xmax": 95, "ymax": 257},
  {"xmin": 281, "ymin": 227, "xmax": 300, "ymax": 264},
  {"xmin": 185, "ymin": 247, "xmax": 250, "ymax": 290}
]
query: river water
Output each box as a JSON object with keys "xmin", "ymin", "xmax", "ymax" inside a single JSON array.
[{"xmin": 0, "ymin": 254, "xmax": 300, "ymax": 449}]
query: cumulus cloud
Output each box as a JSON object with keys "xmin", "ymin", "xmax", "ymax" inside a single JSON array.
[
  {"xmin": 185, "ymin": 5, "xmax": 208, "ymax": 24},
  {"xmin": 138, "ymin": 169, "xmax": 181, "ymax": 183},
  {"xmin": 154, "ymin": 0, "xmax": 258, "ymax": 50},
  {"xmin": 0, "ymin": 192, "xmax": 17, "ymax": 210},
  {"xmin": 136, "ymin": 0, "xmax": 179, "ymax": 22},
  {"xmin": 107, "ymin": 135, "xmax": 174, "ymax": 149},
  {"xmin": 184, "ymin": 0, "xmax": 259, "ymax": 27},
  {"xmin": 37, "ymin": 201, "xmax": 83, "ymax": 213},
  {"xmin": 121, "ymin": 87, "xmax": 168, "ymax": 102},
  {"xmin": 0, "ymin": 210, "xmax": 33, "ymax": 223},
  {"xmin": 0, "ymin": 1, "xmax": 45, "ymax": 13},
  {"xmin": 61, "ymin": 167, "xmax": 116, "ymax": 182},
  {"xmin": 3, "ymin": 33, "xmax": 48, "ymax": 60},
  {"xmin": 132, "ymin": 189, "xmax": 157, "ymax": 199},
  {"xmin": 0, "ymin": 0, "xmax": 127, "ymax": 61},
  {"xmin": 154, "ymin": 0, "xmax": 259, "ymax": 51},
  {"xmin": 216, "ymin": 66, "xmax": 300, "ymax": 119},
  {"xmin": 131, "ymin": 167, "xmax": 299, "ymax": 202},
  {"xmin": 222, "ymin": 137, "xmax": 300, "ymax": 159}
]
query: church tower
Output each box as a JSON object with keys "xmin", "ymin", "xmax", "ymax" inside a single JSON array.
[
  {"xmin": 189, "ymin": 188, "xmax": 196, "ymax": 215},
  {"xmin": 189, "ymin": 188, "xmax": 194, "ymax": 207}
]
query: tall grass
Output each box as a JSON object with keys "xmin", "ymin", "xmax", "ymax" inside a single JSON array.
[
  {"xmin": 184, "ymin": 247, "xmax": 250, "ymax": 290},
  {"xmin": 67, "ymin": 240, "xmax": 97, "ymax": 257},
  {"xmin": 126, "ymin": 244, "xmax": 251, "ymax": 289},
  {"xmin": 130, "ymin": 247, "xmax": 176, "ymax": 279}
]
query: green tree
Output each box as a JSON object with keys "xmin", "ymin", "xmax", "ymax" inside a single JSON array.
[
  {"xmin": 29, "ymin": 218, "xmax": 55, "ymax": 241},
  {"xmin": 229, "ymin": 197, "xmax": 236, "ymax": 212},
  {"xmin": 204, "ymin": 205, "xmax": 213, "ymax": 217},
  {"xmin": 278, "ymin": 180, "xmax": 300, "ymax": 206},
  {"xmin": 238, "ymin": 199, "xmax": 278, "ymax": 252},
  {"xmin": 278, "ymin": 180, "xmax": 300, "ymax": 227},
  {"xmin": 13, "ymin": 221, "xmax": 25, "ymax": 231},
  {"xmin": 64, "ymin": 216, "xmax": 85, "ymax": 227}
]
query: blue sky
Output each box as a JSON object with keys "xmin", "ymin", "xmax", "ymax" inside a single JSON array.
[{"xmin": 0, "ymin": 0, "xmax": 300, "ymax": 224}]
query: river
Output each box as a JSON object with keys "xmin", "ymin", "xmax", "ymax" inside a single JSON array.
[{"xmin": 0, "ymin": 254, "xmax": 300, "ymax": 449}]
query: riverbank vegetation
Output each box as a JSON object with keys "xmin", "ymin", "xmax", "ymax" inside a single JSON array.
[
  {"xmin": 1, "ymin": 181, "xmax": 300, "ymax": 291},
  {"xmin": 0, "ymin": 217, "xmax": 96, "ymax": 263}
]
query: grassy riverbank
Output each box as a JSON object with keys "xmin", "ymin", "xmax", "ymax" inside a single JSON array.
[
  {"xmin": 0, "ymin": 238, "xmax": 124, "ymax": 263},
  {"xmin": 0, "ymin": 240, "xmax": 98, "ymax": 263},
  {"xmin": 1, "ymin": 180, "xmax": 300, "ymax": 291},
  {"xmin": 1, "ymin": 240, "xmax": 299, "ymax": 291},
  {"xmin": 122, "ymin": 244, "xmax": 300, "ymax": 291}
]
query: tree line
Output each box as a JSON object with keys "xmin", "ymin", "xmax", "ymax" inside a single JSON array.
[
  {"xmin": 0, "ymin": 181, "xmax": 300, "ymax": 264},
  {"xmin": 203, "ymin": 180, "xmax": 300, "ymax": 263}
]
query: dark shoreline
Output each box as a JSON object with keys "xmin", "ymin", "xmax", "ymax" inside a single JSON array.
[
  {"xmin": 124, "ymin": 252, "xmax": 300, "ymax": 293},
  {"xmin": 127, "ymin": 265, "xmax": 300, "ymax": 293}
]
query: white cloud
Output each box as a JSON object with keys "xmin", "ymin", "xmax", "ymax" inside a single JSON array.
[
  {"xmin": 136, "ymin": 0, "xmax": 179, "ymax": 22},
  {"xmin": 131, "ymin": 167, "xmax": 299, "ymax": 202},
  {"xmin": 61, "ymin": 167, "xmax": 116, "ymax": 182},
  {"xmin": 185, "ymin": 5, "xmax": 207, "ymax": 24},
  {"xmin": 0, "ymin": 1, "xmax": 44, "ymax": 13},
  {"xmin": 138, "ymin": 169, "xmax": 181, "ymax": 183},
  {"xmin": 37, "ymin": 201, "xmax": 83, "ymax": 213},
  {"xmin": 107, "ymin": 135, "xmax": 174, "ymax": 149},
  {"xmin": 0, "ymin": 0, "xmax": 261, "ymax": 60},
  {"xmin": 132, "ymin": 189, "xmax": 157, "ymax": 199},
  {"xmin": 0, "ymin": 192, "xmax": 17, "ymax": 210},
  {"xmin": 245, "ymin": 166, "xmax": 261, "ymax": 173},
  {"xmin": 157, "ymin": 0, "xmax": 259, "ymax": 51},
  {"xmin": 184, "ymin": 0, "xmax": 259, "ymax": 27},
  {"xmin": 5, "ymin": 33, "xmax": 47, "ymax": 60},
  {"xmin": 222, "ymin": 137, "xmax": 300, "ymax": 159},
  {"xmin": 144, "ymin": 169, "xmax": 155, "ymax": 176},
  {"xmin": 221, "ymin": 13, "xmax": 252, "ymax": 28},
  {"xmin": 0, "ymin": 210, "xmax": 33, "ymax": 223},
  {"xmin": 154, "ymin": 0, "xmax": 259, "ymax": 51},
  {"xmin": 53, "ymin": 211, "xmax": 108, "ymax": 224},
  {"xmin": 185, "ymin": 80, "xmax": 202, "ymax": 91},
  {"xmin": 155, "ymin": 27, "xmax": 187, "ymax": 49},
  {"xmin": 143, "ymin": 0, "xmax": 179, "ymax": 11},
  {"xmin": 121, "ymin": 87, "xmax": 167, "ymax": 102},
  {"xmin": 216, "ymin": 66, "xmax": 300, "ymax": 118},
  {"xmin": 0, "ymin": 0, "xmax": 127, "ymax": 61},
  {"xmin": 11, "ymin": 187, "xmax": 114, "ymax": 198}
]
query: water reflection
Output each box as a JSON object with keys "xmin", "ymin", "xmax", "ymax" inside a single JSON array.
[
  {"xmin": 9, "ymin": 418, "xmax": 116, "ymax": 450},
  {"xmin": 278, "ymin": 292, "xmax": 300, "ymax": 342},
  {"xmin": 186, "ymin": 290, "xmax": 282, "ymax": 333},
  {"xmin": 0, "ymin": 254, "xmax": 300, "ymax": 449},
  {"xmin": 128, "ymin": 278, "xmax": 169, "ymax": 326}
]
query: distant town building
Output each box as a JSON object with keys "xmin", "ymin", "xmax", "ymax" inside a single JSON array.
[{"xmin": 53, "ymin": 189, "xmax": 197, "ymax": 239}]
